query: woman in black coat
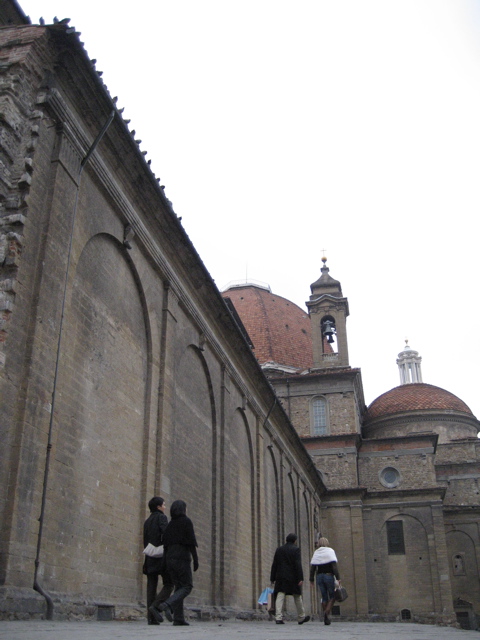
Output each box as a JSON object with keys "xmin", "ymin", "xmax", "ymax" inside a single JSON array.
[
  {"xmin": 143, "ymin": 497, "xmax": 173, "ymax": 625},
  {"xmin": 149, "ymin": 500, "xmax": 198, "ymax": 626}
]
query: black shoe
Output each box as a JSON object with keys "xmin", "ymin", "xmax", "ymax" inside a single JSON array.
[
  {"xmin": 159, "ymin": 602, "xmax": 173, "ymax": 622},
  {"xmin": 173, "ymin": 620, "xmax": 190, "ymax": 626},
  {"xmin": 298, "ymin": 615, "xmax": 310, "ymax": 625},
  {"xmin": 148, "ymin": 606, "xmax": 163, "ymax": 624},
  {"xmin": 275, "ymin": 620, "xmax": 285, "ymax": 624},
  {"xmin": 148, "ymin": 620, "xmax": 160, "ymax": 626},
  {"xmin": 324, "ymin": 614, "xmax": 331, "ymax": 625}
]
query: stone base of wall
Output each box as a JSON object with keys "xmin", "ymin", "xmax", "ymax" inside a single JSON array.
[
  {"xmin": 0, "ymin": 587, "xmax": 46, "ymax": 620},
  {"xmin": 0, "ymin": 587, "xmax": 143, "ymax": 621},
  {"xmin": 0, "ymin": 588, "xmax": 271, "ymax": 623},
  {"xmin": 0, "ymin": 588, "xmax": 460, "ymax": 628},
  {"xmin": 330, "ymin": 612, "xmax": 459, "ymax": 628}
]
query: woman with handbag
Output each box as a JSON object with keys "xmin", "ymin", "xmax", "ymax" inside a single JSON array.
[
  {"xmin": 143, "ymin": 497, "xmax": 173, "ymax": 625},
  {"xmin": 309, "ymin": 537, "xmax": 341, "ymax": 625},
  {"xmin": 149, "ymin": 500, "xmax": 199, "ymax": 626}
]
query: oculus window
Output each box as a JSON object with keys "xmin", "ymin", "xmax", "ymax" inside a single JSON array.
[{"xmin": 379, "ymin": 466, "xmax": 401, "ymax": 489}]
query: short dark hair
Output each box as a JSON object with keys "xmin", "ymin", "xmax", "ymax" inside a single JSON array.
[
  {"xmin": 148, "ymin": 496, "xmax": 165, "ymax": 512},
  {"xmin": 286, "ymin": 533, "xmax": 297, "ymax": 544}
]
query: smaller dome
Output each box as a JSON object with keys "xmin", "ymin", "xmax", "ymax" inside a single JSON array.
[{"xmin": 365, "ymin": 383, "xmax": 473, "ymax": 422}]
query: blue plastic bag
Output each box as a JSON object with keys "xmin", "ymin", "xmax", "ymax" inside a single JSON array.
[{"xmin": 258, "ymin": 586, "xmax": 274, "ymax": 605}]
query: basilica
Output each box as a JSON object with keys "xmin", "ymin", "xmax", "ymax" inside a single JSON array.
[
  {"xmin": 223, "ymin": 259, "xmax": 480, "ymax": 629},
  {"xmin": 0, "ymin": 1, "xmax": 478, "ymax": 629}
]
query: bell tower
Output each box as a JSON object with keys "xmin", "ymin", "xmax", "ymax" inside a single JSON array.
[{"xmin": 306, "ymin": 258, "xmax": 349, "ymax": 369}]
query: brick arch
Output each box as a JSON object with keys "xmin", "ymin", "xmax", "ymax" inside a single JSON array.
[
  {"xmin": 172, "ymin": 343, "xmax": 217, "ymax": 606},
  {"xmin": 265, "ymin": 445, "xmax": 281, "ymax": 547},
  {"xmin": 300, "ymin": 490, "xmax": 312, "ymax": 610},
  {"xmin": 222, "ymin": 407, "xmax": 256, "ymax": 609},
  {"xmin": 446, "ymin": 529, "xmax": 480, "ymax": 608},
  {"xmin": 284, "ymin": 469, "xmax": 297, "ymax": 538},
  {"xmin": 46, "ymin": 232, "xmax": 151, "ymax": 603},
  {"xmin": 373, "ymin": 514, "xmax": 434, "ymax": 613}
]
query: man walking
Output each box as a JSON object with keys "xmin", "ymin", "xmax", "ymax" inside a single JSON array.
[{"xmin": 270, "ymin": 533, "xmax": 310, "ymax": 625}]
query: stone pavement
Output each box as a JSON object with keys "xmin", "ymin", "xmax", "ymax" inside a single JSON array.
[{"xmin": 0, "ymin": 619, "xmax": 478, "ymax": 640}]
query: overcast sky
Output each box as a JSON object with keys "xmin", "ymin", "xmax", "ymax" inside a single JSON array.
[{"xmin": 20, "ymin": 0, "xmax": 480, "ymax": 421}]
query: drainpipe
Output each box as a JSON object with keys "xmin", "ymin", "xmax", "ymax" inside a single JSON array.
[
  {"xmin": 286, "ymin": 379, "xmax": 291, "ymax": 418},
  {"xmin": 33, "ymin": 110, "xmax": 115, "ymax": 619}
]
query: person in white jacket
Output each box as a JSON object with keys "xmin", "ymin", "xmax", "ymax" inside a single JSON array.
[{"xmin": 309, "ymin": 537, "xmax": 341, "ymax": 625}]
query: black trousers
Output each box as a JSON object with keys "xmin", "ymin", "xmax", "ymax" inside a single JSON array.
[
  {"xmin": 146, "ymin": 573, "xmax": 173, "ymax": 622},
  {"xmin": 163, "ymin": 562, "xmax": 193, "ymax": 623}
]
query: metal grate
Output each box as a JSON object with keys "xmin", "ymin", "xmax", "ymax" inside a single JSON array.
[
  {"xmin": 456, "ymin": 612, "xmax": 470, "ymax": 630},
  {"xmin": 97, "ymin": 605, "xmax": 114, "ymax": 621}
]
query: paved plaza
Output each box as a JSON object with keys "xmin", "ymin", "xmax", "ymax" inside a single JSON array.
[{"xmin": 0, "ymin": 619, "xmax": 478, "ymax": 640}]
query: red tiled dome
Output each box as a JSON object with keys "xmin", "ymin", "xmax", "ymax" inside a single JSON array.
[
  {"xmin": 365, "ymin": 383, "xmax": 473, "ymax": 422},
  {"xmin": 222, "ymin": 285, "xmax": 313, "ymax": 370}
]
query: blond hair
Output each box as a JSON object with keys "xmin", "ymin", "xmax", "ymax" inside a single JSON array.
[{"xmin": 317, "ymin": 536, "xmax": 330, "ymax": 547}]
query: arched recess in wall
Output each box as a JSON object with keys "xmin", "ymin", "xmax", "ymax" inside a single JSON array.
[
  {"xmin": 46, "ymin": 232, "xmax": 152, "ymax": 603},
  {"xmin": 284, "ymin": 470, "xmax": 297, "ymax": 537},
  {"xmin": 223, "ymin": 408, "xmax": 256, "ymax": 609},
  {"xmin": 300, "ymin": 490, "xmax": 312, "ymax": 611},
  {"xmin": 373, "ymin": 514, "xmax": 434, "ymax": 613},
  {"xmin": 446, "ymin": 529, "xmax": 480, "ymax": 606},
  {"xmin": 171, "ymin": 344, "xmax": 216, "ymax": 607},
  {"xmin": 264, "ymin": 444, "xmax": 281, "ymax": 552}
]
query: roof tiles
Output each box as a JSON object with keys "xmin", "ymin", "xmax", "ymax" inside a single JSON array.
[
  {"xmin": 365, "ymin": 382, "xmax": 473, "ymax": 421},
  {"xmin": 222, "ymin": 285, "xmax": 313, "ymax": 370}
]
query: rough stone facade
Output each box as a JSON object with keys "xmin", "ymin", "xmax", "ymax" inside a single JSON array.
[
  {"xmin": 2, "ymin": 2, "xmax": 479, "ymax": 631},
  {"xmin": 0, "ymin": 12, "xmax": 324, "ymax": 620}
]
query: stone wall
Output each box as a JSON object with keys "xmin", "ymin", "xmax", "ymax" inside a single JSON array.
[
  {"xmin": 0, "ymin": 23, "xmax": 323, "ymax": 619},
  {"xmin": 312, "ymin": 450, "xmax": 358, "ymax": 489},
  {"xmin": 359, "ymin": 453, "xmax": 437, "ymax": 492},
  {"xmin": 271, "ymin": 370, "xmax": 363, "ymax": 438},
  {"xmin": 362, "ymin": 501, "xmax": 453, "ymax": 619},
  {"xmin": 445, "ymin": 517, "xmax": 480, "ymax": 621}
]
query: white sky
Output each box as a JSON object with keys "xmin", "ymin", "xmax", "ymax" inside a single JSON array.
[{"xmin": 20, "ymin": 0, "xmax": 480, "ymax": 421}]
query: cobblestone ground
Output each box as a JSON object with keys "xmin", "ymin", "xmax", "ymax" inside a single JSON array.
[{"xmin": 0, "ymin": 619, "xmax": 478, "ymax": 640}]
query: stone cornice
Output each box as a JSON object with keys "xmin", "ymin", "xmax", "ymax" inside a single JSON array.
[{"xmin": 307, "ymin": 294, "xmax": 349, "ymax": 316}]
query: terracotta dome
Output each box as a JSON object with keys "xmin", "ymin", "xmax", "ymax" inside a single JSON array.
[
  {"xmin": 222, "ymin": 284, "xmax": 313, "ymax": 371},
  {"xmin": 365, "ymin": 383, "xmax": 473, "ymax": 422}
]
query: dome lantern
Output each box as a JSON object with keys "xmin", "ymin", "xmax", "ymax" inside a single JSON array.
[{"xmin": 396, "ymin": 339, "xmax": 422, "ymax": 385}]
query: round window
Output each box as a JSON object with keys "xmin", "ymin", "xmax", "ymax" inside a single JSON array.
[{"xmin": 379, "ymin": 466, "xmax": 401, "ymax": 488}]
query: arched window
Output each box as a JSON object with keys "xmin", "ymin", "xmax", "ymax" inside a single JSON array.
[
  {"xmin": 311, "ymin": 396, "xmax": 328, "ymax": 436},
  {"xmin": 453, "ymin": 553, "xmax": 466, "ymax": 576}
]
